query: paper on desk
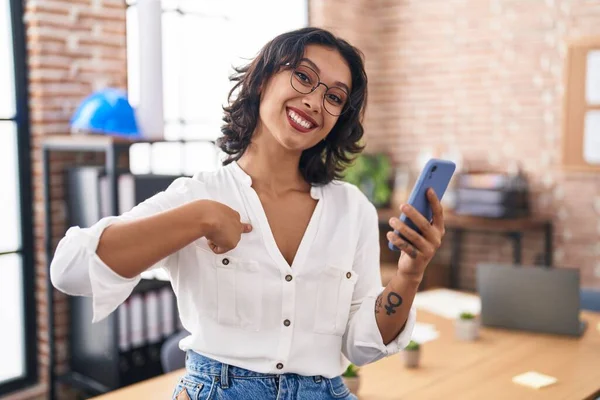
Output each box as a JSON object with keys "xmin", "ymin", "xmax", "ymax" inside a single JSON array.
[
  {"xmin": 411, "ymin": 322, "xmax": 440, "ymax": 344},
  {"xmin": 414, "ymin": 289, "xmax": 481, "ymax": 319},
  {"xmin": 512, "ymin": 371, "xmax": 557, "ymax": 389}
]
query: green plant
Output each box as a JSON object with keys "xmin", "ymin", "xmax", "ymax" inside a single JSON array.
[
  {"xmin": 342, "ymin": 364, "xmax": 360, "ymax": 378},
  {"xmin": 404, "ymin": 340, "xmax": 420, "ymax": 351},
  {"xmin": 459, "ymin": 312, "xmax": 476, "ymax": 320},
  {"xmin": 343, "ymin": 153, "xmax": 392, "ymax": 208}
]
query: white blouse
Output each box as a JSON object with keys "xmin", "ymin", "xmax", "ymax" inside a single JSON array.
[{"xmin": 50, "ymin": 161, "xmax": 416, "ymax": 378}]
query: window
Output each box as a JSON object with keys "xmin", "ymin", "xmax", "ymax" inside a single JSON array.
[
  {"xmin": 562, "ymin": 37, "xmax": 600, "ymax": 171},
  {"xmin": 125, "ymin": 0, "xmax": 308, "ymax": 175},
  {"xmin": 0, "ymin": 0, "xmax": 36, "ymax": 396}
]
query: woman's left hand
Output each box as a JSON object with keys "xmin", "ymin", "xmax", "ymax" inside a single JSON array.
[{"xmin": 386, "ymin": 188, "xmax": 446, "ymax": 281}]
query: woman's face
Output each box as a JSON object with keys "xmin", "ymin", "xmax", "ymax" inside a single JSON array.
[{"xmin": 257, "ymin": 44, "xmax": 352, "ymax": 153}]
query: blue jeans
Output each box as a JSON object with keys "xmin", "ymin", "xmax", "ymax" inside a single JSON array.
[{"xmin": 172, "ymin": 351, "xmax": 358, "ymax": 400}]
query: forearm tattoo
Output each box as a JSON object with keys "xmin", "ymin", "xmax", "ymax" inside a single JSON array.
[
  {"xmin": 375, "ymin": 292, "xmax": 404, "ymax": 316},
  {"xmin": 375, "ymin": 295, "xmax": 383, "ymax": 314},
  {"xmin": 385, "ymin": 292, "xmax": 403, "ymax": 315}
]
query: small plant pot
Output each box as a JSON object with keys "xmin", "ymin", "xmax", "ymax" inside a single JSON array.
[
  {"xmin": 455, "ymin": 318, "xmax": 479, "ymax": 341},
  {"xmin": 343, "ymin": 376, "xmax": 360, "ymax": 395},
  {"xmin": 401, "ymin": 349, "xmax": 420, "ymax": 368}
]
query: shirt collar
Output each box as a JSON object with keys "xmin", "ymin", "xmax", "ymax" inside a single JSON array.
[
  {"xmin": 228, "ymin": 161, "xmax": 322, "ymax": 200},
  {"xmin": 228, "ymin": 160, "xmax": 253, "ymax": 186}
]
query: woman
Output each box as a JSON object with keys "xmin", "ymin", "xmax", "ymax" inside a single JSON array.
[{"xmin": 50, "ymin": 27, "xmax": 445, "ymax": 400}]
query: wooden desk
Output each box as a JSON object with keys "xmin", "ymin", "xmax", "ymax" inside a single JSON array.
[
  {"xmin": 91, "ymin": 369, "xmax": 183, "ymax": 400},
  {"xmin": 356, "ymin": 308, "xmax": 600, "ymax": 400},
  {"xmin": 378, "ymin": 209, "xmax": 553, "ymax": 288},
  {"xmin": 92, "ymin": 302, "xmax": 600, "ymax": 400}
]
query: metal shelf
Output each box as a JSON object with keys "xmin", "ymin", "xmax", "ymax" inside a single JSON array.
[{"xmin": 42, "ymin": 134, "xmax": 202, "ymax": 399}]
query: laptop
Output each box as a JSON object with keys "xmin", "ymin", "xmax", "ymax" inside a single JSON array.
[{"xmin": 476, "ymin": 263, "xmax": 587, "ymax": 337}]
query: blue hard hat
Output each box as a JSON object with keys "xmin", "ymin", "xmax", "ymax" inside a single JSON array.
[{"xmin": 70, "ymin": 88, "xmax": 141, "ymax": 138}]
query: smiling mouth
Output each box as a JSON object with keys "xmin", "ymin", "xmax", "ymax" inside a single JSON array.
[{"xmin": 287, "ymin": 108, "xmax": 317, "ymax": 131}]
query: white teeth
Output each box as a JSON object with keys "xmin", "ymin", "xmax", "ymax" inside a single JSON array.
[{"xmin": 288, "ymin": 110, "xmax": 313, "ymax": 129}]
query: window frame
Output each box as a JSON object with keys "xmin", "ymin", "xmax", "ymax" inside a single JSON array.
[
  {"xmin": 125, "ymin": 0, "xmax": 310, "ymax": 143},
  {"xmin": 562, "ymin": 36, "xmax": 600, "ymax": 171},
  {"xmin": 0, "ymin": 0, "xmax": 37, "ymax": 395}
]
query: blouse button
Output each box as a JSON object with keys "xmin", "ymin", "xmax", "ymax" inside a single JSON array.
[
  {"xmin": 285, "ymin": 275, "xmax": 293, "ymax": 282},
  {"xmin": 283, "ymin": 319, "xmax": 291, "ymax": 327},
  {"xmin": 276, "ymin": 363, "xmax": 284, "ymax": 370},
  {"xmin": 346, "ymin": 272, "xmax": 352, "ymax": 279},
  {"xmin": 222, "ymin": 258, "xmax": 230, "ymax": 266}
]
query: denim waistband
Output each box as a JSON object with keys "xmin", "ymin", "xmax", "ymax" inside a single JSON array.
[
  {"xmin": 185, "ymin": 351, "xmax": 276, "ymax": 378},
  {"xmin": 185, "ymin": 351, "xmax": 325, "ymax": 384}
]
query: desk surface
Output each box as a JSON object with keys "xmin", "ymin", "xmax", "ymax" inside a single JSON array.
[
  {"xmin": 357, "ymin": 308, "xmax": 600, "ymax": 400},
  {"xmin": 92, "ymin": 295, "xmax": 600, "ymax": 400}
]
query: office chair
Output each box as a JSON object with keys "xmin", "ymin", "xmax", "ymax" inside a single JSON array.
[
  {"xmin": 160, "ymin": 330, "xmax": 189, "ymax": 373},
  {"xmin": 580, "ymin": 288, "xmax": 600, "ymax": 312}
]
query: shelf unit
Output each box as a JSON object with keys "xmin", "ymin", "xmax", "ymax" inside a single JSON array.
[{"xmin": 42, "ymin": 135, "xmax": 209, "ymax": 399}]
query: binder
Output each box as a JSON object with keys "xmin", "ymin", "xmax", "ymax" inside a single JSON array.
[
  {"xmin": 117, "ymin": 301, "xmax": 134, "ymax": 386},
  {"xmin": 144, "ymin": 291, "xmax": 163, "ymax": 378},
  {"xmin": 129, "ymin": 293, "xmax": 147, "ymax": 382},
  {"xmin": 160, "ymin": 287, "xmax": 176, "ymax": 338},
  {"xmin": 118, "ymin": 300, "xmax": 130, "ymax": 352}
]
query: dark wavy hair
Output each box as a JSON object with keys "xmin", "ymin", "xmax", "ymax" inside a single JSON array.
[{"xmin": 218, "ymin": 27, "xmax": 368, "ymax": 185}]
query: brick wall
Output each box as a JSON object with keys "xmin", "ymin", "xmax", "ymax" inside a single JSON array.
[
  {"xmin": 4, "ymin": 1, "xmax": 128, "ymax": 399},
  {"xmin": 311, "ymin": 0, "xmax": 600, "ymax": 289},
  {"xmin": 6, "ymin": 0, "xmax": 599, "ymax": 398},
  {"xmin": 309, "ymin": 0, "xmax": 387, "ymax": 145}
]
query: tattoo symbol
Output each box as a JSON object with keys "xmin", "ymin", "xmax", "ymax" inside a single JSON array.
[
  {"xmin": 399, "ymin": 242, "xmax": 418, "ymax": 259},
  {"xmin": 375, "ymin": 295, "xmax": 383, "ymax": 314},
  {"xmin": 385, "ymin": 292, "xmax": 403, "ymax": 316},
  {"xmin": 409, "ymin": 246, "xmax": 418, "ymax": 258}
]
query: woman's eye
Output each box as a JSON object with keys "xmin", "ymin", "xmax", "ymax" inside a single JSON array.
[
  {"xmin": 295, "ymin": 72, "xmax": 311, "ymax": 84},
  {"xmin": 327, "ymin": 94, "xmax": 343, "ymax": 104}
]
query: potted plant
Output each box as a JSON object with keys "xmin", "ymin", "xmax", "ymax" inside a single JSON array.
[
  {"xmin": 455, "ymin": 312, "xmax": 479, "ymax": 341},
  {"xmin": 401, "ymin": 340, "xmax": 421, "ymax": 368},
  {"xmin": 343, "ymin": 153, "xmax": 393, "ymax": 208},
  {"xmin": 342, "ymin": 364, "xmax": 360, "ymax": 395}
]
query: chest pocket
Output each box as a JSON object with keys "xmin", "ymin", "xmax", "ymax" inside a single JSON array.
[
  {"xmin": 195, "ymin": 242, "xmax": 263, "ymax": 331},
  {"xmin": 314, "ymin": 265, "xmax": 359, "ymax": 336}
]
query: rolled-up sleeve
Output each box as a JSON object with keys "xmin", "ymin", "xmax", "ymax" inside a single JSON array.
[
  {"xmin": 50, "ymin": 177, "xmax": 196, "ymax": 322},
  {"xmin": 341, "ymin": 201, "xmax": 417, "ymax": 366}
]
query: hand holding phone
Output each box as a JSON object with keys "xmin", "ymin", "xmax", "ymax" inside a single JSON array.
[{"xmin": 388, "ymin": 159, "xmax": 456, "ymax": 252}]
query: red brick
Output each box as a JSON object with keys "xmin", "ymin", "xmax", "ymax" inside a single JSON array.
[
  {"xmin": 15, "ymin": 0, "xmax": 129, "ymax": 398},
  {"xmin": 310, "ymin": 0, "xmax": 600, "ymax": 289}
]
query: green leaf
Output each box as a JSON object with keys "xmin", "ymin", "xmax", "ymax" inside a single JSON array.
[
  {"xmin": 342, "ymin": 153, "xmax": 393, "ymax": 208},
  {"xmin": 342, "ymin": 363, "xmax": 360, "ymax": 377},
  {"xmin": 404, "ymin": 340, "xmax": 420, "ymax": 351},
  {"xmin": 459, "ymin": 312, "xmax": 475, "ymax": 320}
]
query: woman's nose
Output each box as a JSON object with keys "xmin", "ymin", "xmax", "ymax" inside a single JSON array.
[{"xmin": 302, "ymin": 87, "xmax": 324, "ymax": 113}]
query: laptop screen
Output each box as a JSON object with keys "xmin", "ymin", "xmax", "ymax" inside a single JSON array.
[{"xmin": 476, "ymin": 263, "xmax": 582, "ymax": 336}]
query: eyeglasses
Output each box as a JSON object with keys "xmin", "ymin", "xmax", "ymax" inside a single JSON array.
[{"xmin": 288, "ymin": 64, "xmax": 351, "ymax": 116}]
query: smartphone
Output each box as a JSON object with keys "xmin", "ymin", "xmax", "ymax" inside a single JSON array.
[{"xmin": 388, "ymin": 158, "xmax": 456, "ymax": 252}]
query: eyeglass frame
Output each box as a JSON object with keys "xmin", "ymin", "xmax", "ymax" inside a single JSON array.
[{"xmin": 284, "ymin": 63, "xmax": 353, "ymax": 117}]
